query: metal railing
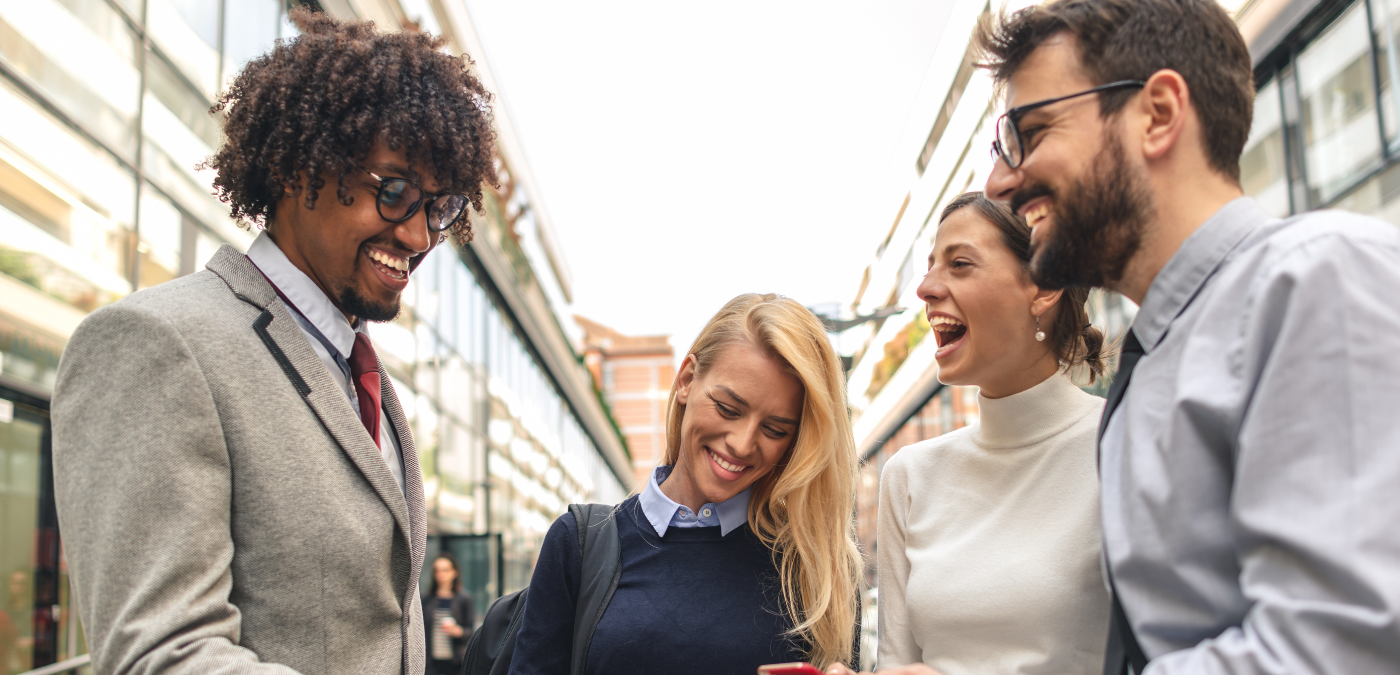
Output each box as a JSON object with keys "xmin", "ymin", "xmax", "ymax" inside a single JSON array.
[{"xmin": 17, "ymin": 654, "xmax": 91, "ymax": 675}]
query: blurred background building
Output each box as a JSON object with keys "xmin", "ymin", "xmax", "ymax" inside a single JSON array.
[
  {"xmin": 841, "ymin": 0, "xmax": 1394, "ymax": 665},
  {"xmin": 0, "ymin": 0, "xmax": 630, "ymax": 671},
  {"xmin": 576, "ymin": 316, "xmax": 674, "ymax": 491}
]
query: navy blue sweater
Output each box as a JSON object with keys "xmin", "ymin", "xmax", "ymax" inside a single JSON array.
[{"xmin": 507, "ymin": 496, "xmax": 808, "ymax": 675}]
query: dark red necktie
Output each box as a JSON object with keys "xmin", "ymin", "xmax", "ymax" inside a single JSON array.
[{"xmin": 348, "ymin": 333, "xmax": 382, "ymax": 448}]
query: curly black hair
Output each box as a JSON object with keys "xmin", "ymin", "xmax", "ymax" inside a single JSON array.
[{"xmin": 203, "ymin": 8, "xmax": 497, "ymax": 245}]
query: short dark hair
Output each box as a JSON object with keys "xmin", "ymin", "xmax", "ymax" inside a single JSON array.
[
  {"xmin": 973, "ymin": 0, "xmax": 1254, "ymax": 183},
  {"xmin": 939, "ymin": 192, "xmax": 1106, "ymax": 383},
  {"xmin": 204, "ymin": 8, "xmax": 498, "ymax": 245}
]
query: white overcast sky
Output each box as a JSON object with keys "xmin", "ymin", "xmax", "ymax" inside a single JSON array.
[{"xmin": 461, "ymin": 1, "xmax": 955, "ymax": 357}]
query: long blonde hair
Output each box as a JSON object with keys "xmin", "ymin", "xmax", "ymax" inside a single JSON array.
[{"xmin": 663, "ymin": 293, "xmax": 862, "ymax": 668}]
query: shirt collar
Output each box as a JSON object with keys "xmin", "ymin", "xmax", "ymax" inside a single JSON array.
[
  {"xmin": 639, "ymin": 465, "xmax": 751, "ymax": 537},
  {"xmin": 1133, "ymin": 197, "xmax": 1268, "ymax": 352},
  {"xmin": 246, "ymin": 232, "xmax": 362, "ymax": 357}
]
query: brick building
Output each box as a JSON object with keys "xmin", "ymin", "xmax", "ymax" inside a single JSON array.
[{"xmin": 576, "ymin": 316, "xmax": 675, "ymax": 490}]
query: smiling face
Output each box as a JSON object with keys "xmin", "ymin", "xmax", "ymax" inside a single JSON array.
[
  {"xmin": 985, "ymin": 34, "xmax": 1154, "ymax": 291},
  {"xmin": 918, "ymin": 206, "xmax": 1059, "ymax": 398},
  {"xmin": 661, "ymin": 341, "xmax": 804, "ymax": 513},
  {"xmin": 269, "ymin": 141, "xmax": 442, "ymax": 323}
]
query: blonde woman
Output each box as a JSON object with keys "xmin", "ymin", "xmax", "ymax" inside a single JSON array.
[{"xmin": 509, "ymin": 293, "xmax": 863, "ymax": 674}]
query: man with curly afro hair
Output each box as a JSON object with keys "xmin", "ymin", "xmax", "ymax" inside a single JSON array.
[{"xmin": 50, "ymin": 9, "xmax": 497, "ymax": 675}]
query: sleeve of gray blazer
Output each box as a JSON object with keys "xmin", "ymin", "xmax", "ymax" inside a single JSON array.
[{"xmin": 52, "ymin": 302, "xmax": 301, "ymax": 675}]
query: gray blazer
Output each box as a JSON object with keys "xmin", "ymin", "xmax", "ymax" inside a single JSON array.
[{"xmin": 52, "ymin": 246, "xmax": 427, "ymax": 675}]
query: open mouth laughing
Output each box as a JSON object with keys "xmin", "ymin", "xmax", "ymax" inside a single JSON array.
[
  {"xmin": 1021, "ymin": 199, "xmax": 1052, "ymax": 231},
  {"xmin": 930, "ymin": 313, "xmax": 968, "ymax": 357},
  {"xmin": 364, "ymin": 245, "xmax": 413, "ymax": 292}
]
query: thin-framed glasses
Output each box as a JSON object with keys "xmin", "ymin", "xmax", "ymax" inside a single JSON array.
[
  {"xmin": 361, "ymin": 168, "xmax": 469, "ymax": 233},
  {"xmin": 990, "ymin": 80, "xmax": 1147, "ymax": 169}
]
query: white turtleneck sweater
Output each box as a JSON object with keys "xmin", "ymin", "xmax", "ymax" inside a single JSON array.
[{"xmin": 876, "ymin": 373, "xmax": 1110, "ymax": 675}]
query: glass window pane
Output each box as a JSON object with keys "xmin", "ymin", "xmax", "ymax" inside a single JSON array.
[
  {"xmin": 138, "ymin": 186, "xmax": 183, "ymax": 288},
  {"xmin": 1298, "ymin": 2, "xmax": 1383, "ymax": 205},
  {"xmin": 1241, "ymin": 79, "xmax": 1290, "ymax": 217},
  {"xmin": 223, "ymin": 0, "xmax": 280, "ymax": 89},
  {"xmin": 1372, "ymin": 0, "xmax": 1400, "ymax": 151},
  {"xmin": 147, "ymin": 0, "xmax": 221, "ymax": 97},
  {"xmin": 0, "ymin": 79, "xmax": 136, "ymax": 312},
  {"xmin": 0, "ymin": 399, "xmax": 46, "ymax": 673},
  {"xmin": 0, "ymin": 0, "xmax": 141, "ymax": 160}
]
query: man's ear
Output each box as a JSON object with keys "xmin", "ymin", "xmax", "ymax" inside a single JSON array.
[
  {"xmin": 1139, "ymin": 69, "xmax": 1190, "ymax": 161},
  {"xmin": 675, "ymin": 354, "xmax": 698, "ymax": 406}
]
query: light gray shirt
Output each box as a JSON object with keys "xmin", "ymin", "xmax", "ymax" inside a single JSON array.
[
  {"xmin": 247, "ymin": 232, "xmax": 406, "ymax": 495},
  {"xmin": 1101, "ymin": 197, "xmax": 1400, "ymax": 673}
]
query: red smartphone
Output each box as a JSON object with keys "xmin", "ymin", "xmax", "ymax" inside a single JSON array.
[{"xmin": 758, "ymin": 664, "xmax": 825, "ymax": 675}]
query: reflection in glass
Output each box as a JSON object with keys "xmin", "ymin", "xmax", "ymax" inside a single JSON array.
[
  {"xmin": 0, "ymin": 80, "xmax": 135, "ymax": 311},
  {"xmin": 222, "ymin": 0, "xmax": 280, "ymax": 87},
  {"xmin": 1241, "ymin": 79, "xmax": 1290, "ymax": 217},
  {"xmin": 147, "ymin": 0, "xmax": 220, "ymax": 96},
  {"xmin": 1373, "ymin": 0, "xmax": 1400, "ymax": 152},
  {"xmin": 0, "ymin": 401, "xmax": 43, "ymax": 674},
  {"xmin": 0, "ymin": 0, "xmax": 141, "ymax": 160},
  {"xmin": 138, "ymin": 187, "xmax": 182, "ymax": 289},
  {"xmin": 1298, "ymin": 2, "xmax": 1382, "ymax": 204}
]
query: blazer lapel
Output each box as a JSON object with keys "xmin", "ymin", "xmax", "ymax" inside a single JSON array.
[
  {"xmin": 205, "ymin": 246, "xmax": 414, "ymax": 545},
  {"xmin": 379, "ymin": 365, "xmax": 425, "ymax": 576}
]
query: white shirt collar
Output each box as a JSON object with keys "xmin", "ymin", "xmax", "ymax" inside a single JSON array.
[
  {"xmin": 639, "ymin": 465, "xmax": 751, "ymax": 537},
  {"xmin": 246, "ymin": 232, "xmax": 361, "ymax": 358}
]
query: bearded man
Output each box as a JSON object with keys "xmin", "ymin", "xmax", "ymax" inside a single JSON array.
[
  {"xmin": 51, "ymin": 9, "xmax": 496, "ymax": 674},
  {"xmin": 975, "ymin": 1, "xmax": 1400, "ymax": 674}
]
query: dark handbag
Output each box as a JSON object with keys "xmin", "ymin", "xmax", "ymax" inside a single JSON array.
[{"xmin": 459, "ymin": 504, "xmax": 620, "ymax": 675}]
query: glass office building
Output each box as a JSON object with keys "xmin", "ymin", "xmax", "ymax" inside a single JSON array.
[
  {"xmin": 1241, "ymin": 0, "xmax": 1400, "ymax": 224},
  {"xmin": 0, "ymin": 1, "xmax": 629, "ymax": 671}
]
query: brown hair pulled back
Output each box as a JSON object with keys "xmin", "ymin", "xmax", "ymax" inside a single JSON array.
[
  {"xmin": 971, "ymin": 0, "xmax": 1254, "ymax": 183},
  {"xmin": 203, "ymin": 8, "xmax": 498, "ymax": 245},
  {"xmin": 939, "ymin": 192, "xmax": 1106, "ymax": 383}
]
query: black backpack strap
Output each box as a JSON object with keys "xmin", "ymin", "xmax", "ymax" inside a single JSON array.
[{"xmin": 568, "ymin": 503, "xmax": 621, "ymax": 675}]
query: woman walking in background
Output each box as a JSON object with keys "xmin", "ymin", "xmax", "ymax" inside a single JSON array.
[
  {"xmin": 833, "ymin": 192, "xmax": 1110, "ymax": 675},
  {"xmin": 424, "ymin": 553, "xmax": 474, "ymax": 675},
  {"xmin": 509, "ymin": 293, "xmax": 863, "ymax": 674}
]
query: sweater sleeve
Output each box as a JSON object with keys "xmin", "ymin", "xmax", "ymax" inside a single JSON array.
[
  {"xmin": 508, "ymin": 512, "xmax": 581, "ymax": 675},
  {"xmin": 876, "ymin": 453, "xmax": 922, "ymax": 668}
]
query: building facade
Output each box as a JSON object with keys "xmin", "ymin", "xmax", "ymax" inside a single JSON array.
[
  {"xmin": 0, "ymin": 1, "xmax": 629, "ymax": 671},
  {"xmin": 576, "ymin": 316, "xmax": 675, "ymax": 491},
  {"xmin": 840, "ymin": 0, "xmax": 1399, "ymax": 665}
]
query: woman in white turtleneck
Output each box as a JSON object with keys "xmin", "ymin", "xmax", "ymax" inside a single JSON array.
[{"xmin": 832, "ymin": 192, "xmax": 1111, "ymax": 675}]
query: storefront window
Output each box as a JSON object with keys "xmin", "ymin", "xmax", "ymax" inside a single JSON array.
[
  {"xmin": 1242, "ymin": 79, "xmax": 1291, "ymax": 217},
  {"xmin": 1298, "ymin": 2, "xmax": 1383, "ymax": 205}
]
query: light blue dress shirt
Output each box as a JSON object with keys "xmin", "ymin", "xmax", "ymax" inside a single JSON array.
[
  {"xmin": 639, "ymin": 465, "xmax": 751, "ymax": 537},
  {"xmin": 246, "ymin": 232, "xmax": 406, "ymax": 496},
  {"xmin": 1101, "ymin": 198, "xmax": 1400, "ymax": 672}
]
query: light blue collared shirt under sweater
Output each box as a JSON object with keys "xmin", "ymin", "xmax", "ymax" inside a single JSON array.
[{"xmin": 638, "ymin": 465, "xmax": 750, "ymax": 537}]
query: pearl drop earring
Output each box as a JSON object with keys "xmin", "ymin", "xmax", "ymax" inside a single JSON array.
[{"xmin": 1035, "ymin": 315, "xmax": 1045, "ymax": 342}]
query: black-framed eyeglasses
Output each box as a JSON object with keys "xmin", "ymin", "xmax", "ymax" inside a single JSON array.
[
  {"xmin": 361, "ymin": 168, "xmax": 469, "ymax": 233},
  {"xmin": 990, "ymin": 80, "xmax": 1147, "ymax": 169}
]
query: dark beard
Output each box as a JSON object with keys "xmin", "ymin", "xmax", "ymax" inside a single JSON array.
[
  {"xmin": 338, "ymin": 285, "xmax": 401, "ymax": 323},
  {"xmin": 1025, "ymin": 134, "xmax": 1153, "ymax": 290}
]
